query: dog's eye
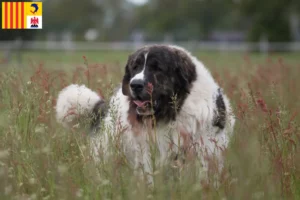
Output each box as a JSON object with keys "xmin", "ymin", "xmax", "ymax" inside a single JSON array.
[
  {"xmin": 152, "ymin": 64, "xmax": 163, "ymax": 71},
  {"xmin": 132, "ymin": 65, "xmax": 139, "ymax": 71},
  {"xmin": 149, "ymin": 60, "xmax": 161, "ymax": 71}
]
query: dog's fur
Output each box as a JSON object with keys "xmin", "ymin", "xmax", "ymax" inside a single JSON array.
[{"xmin": 56, "ymin": 45, "xmax": 235, "ymax": 178}]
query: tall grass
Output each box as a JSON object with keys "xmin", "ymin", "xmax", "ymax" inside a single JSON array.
[{"xmin": 0, "ymin": 55, "xmax": 299, "ymax": 200}]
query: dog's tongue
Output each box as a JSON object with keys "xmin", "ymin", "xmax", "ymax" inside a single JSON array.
[{"xmin": 133, "ymin": 100, "xmax": 151, "ymax": 108}]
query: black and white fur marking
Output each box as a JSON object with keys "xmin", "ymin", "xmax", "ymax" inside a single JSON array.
[{"xmin": 55, "ymin": 45, "xmax": 235, "ymax": 179}]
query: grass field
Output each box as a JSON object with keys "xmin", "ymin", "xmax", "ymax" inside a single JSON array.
[{"xmin": 0, "ymin": 50, "xmax": 299, "ymax": 200}]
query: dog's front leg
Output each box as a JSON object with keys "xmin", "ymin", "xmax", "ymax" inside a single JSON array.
[{"xmin": 133, "ymin": 142, "xmax": 154, "ymax": 185}]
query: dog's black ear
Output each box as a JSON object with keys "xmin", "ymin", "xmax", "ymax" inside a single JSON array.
[
  {"xmin": 122, "ymin": 55, "xmax": 133, "ymax": 96},
  {"xmin": 174, "ymin": 49, "xmax": 196, "ymax": 91}
]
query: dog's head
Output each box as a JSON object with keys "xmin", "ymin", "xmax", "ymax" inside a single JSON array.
[{"xmin": 122, "ymin": 45, "xmax": 197, "ymax": 121}]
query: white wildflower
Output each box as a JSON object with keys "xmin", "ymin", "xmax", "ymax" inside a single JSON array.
[
  {"xmin": 43, "ymin": 195, "xmax": 51, "ymax": 200},
  {"xmin": 76, "ymin": 188, "xmax": 83, "ymax": 198},
  {"xmin": 30, "ymin": 193, "xmax": 37, "ymax": 200},
  {"xmin": 101, "ymin": 179, "xmax": 110, "ymax": 186},
  {"xmin": 4, "ymin": 185, "xmax": 12, "ymax": 195},
  {"xmin": 29, "ymin": 178, "xmax": 36, "ymax": 185},
  {"xmin": 41, "ymin": 145, "xmax": 51, "ymax": 154},
  {"xmin": 0, "ymin": 150, "xmax": 10, "ymax": 159},
  {"xmin": 57, "ymin": 164, "xmax": 68, "ymax": 174}
]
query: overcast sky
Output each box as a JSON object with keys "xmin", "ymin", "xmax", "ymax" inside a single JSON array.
[{"xmin": 127, "ymin": 0, "xmax": 148, "ymax": 5}]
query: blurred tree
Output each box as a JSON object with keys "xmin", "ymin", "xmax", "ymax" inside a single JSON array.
[
  {"xmin": 236, "ymin": 0, "xmax": 299, "ymax": 42},
  {"xmin": 134, "ymin": 0, "xmax": 234, "ymax": 40},
  {"xmin": 135, "ymin": 0, "xmax": 300, "ymax": 42},
  {"xmin": 4, "ymin": 0, "xmax": 297, "ymax": 42},
  {"xmin": 100, "ymin": 0, "xmax": 136, "ymax": 41},
  {"xmin": 43, "ymin": 0, "xmax": 103, "ymax": 40}
]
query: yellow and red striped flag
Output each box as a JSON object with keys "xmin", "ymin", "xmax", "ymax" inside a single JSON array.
[{"xmin": 2, "ymin": 2, "xmax": 42, "ymax": 29}]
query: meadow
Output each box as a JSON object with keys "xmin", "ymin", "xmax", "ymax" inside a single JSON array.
[{"xmin": 0, "ymin": 50, "xmax": 299, "ymax": 200}]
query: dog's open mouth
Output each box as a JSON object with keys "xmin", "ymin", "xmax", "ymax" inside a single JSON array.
[{"xmin": 133, "ymin": 100, "xmax": 155, "ymax": 116}]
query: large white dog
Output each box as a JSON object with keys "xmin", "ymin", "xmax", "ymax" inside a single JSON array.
[{"xmin": 56, "ymin": 45, "xmax": 235, "ymax": 179}]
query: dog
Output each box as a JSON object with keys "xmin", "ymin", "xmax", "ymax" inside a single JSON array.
[{"xmin": 56, "ymin": 44, "xmax": 235, "ymax": 180}]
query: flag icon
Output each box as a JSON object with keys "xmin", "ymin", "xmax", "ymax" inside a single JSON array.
[{"xmin": 2, "ymin": 2, "xmax": 42, "ymax": 29}]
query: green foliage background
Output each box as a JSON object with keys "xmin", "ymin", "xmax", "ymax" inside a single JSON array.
[{"xmin": 1, "ymin": 0, "xmax": 300, "ymax": 42}]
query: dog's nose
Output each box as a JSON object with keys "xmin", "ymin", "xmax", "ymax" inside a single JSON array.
[{"xmin": 130, "ymin": 79, "xmax": 144, "ymax": 93}]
